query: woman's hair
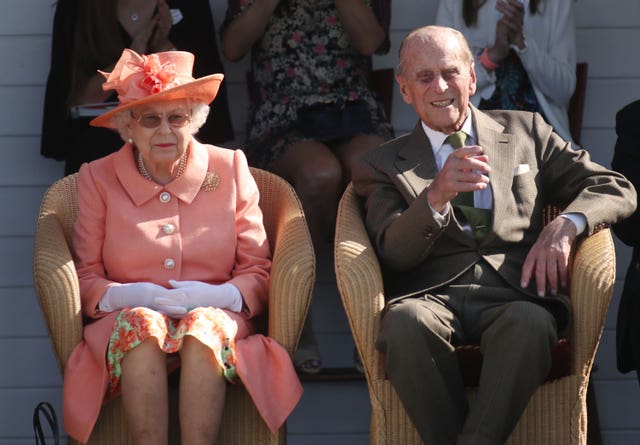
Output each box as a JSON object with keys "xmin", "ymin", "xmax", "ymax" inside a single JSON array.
[
  {"xmin": 69, "ymin": 0, "xmax": 125, "ymax": 105},
  {"xmin": 112, "ymin": 100, "xmax": 211, "ymax": 141},
  {"xmin": 463, "ymin": 0, "xmax": 543, "ymax": 27}
]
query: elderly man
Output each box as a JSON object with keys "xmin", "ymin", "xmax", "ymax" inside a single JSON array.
[{"xmin": 352, "ymin": 25, "xmax": 636, "ymax": 445}]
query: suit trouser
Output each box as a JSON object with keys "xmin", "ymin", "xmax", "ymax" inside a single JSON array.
[{"xmin": 376, "ymin": 262, "xmax": 558, "ymax": 445}]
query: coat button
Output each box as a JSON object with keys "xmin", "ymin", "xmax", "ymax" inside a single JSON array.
[
  {"xmin": 162, "ymin": 223, "xmax": 175, "ymax": 235},
  {"xmin": 164, "ymin": 258, "xmax": 175, "ymax": 269},
  {"xmin": 159, "ymin": 192, "xmax": 171, "ymax": 203}
]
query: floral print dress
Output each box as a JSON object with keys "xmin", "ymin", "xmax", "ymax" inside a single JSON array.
[
  {"xmin": 106, "ymin": 306, "xmax": 238, "ymax": 395},
  {"xmin": 223, "ymin": 0, "xmax": 393, "ymax": 169}
]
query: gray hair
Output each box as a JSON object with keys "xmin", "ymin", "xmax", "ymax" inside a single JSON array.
[
  {"xmin": 112, "ymin": 100, "xmax": 210, "ymax": 141},
  {"xmin": 397, "ymin": 25, "xmax": 474, "ymax": 76}
]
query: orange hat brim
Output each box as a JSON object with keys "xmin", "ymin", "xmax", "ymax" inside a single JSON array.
[{"xmin": 90, "ymin": 73, "xmax": 224, "ymax": 129}]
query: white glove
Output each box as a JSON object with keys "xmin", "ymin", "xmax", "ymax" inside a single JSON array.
[
  {"xmin": 99, "ymin": 282, "xmax": 187, "ymax": 317},
  {"xmin": 156, "ymin": 280, "xmax": 243, "ymax": 313}
]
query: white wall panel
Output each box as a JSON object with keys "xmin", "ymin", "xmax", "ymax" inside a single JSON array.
[
  {"xmin": 0, "ymin": 137, "xmax": 64, "ymax": 187},
  {"xmin": 0, "ymin": 339, "xmax": 61, "ymax": 387},
  {"xmin": 0, "ymin": 288, "xmax": 48, "ymax": 337},
  {"xmin": 0, "ymin": 238, "xmax": 34, "ymax": 287},
  {"xmin": 0, "ymin": 86, "xmax": 45, "ymax": 136},
  {"xmin": 0, "ymin": 37, "xmax": 51, "ymax": 85},
  {"xmin": 0, "ymin": 0, "xmax": 55, "ymax": 35},
  {"xmin": 0, "ymin": 0, "xmax": 639, "ymax": 443},
  {"xmin": 0, "ymin": 187, "xmax": 49, "ymax": 236}
]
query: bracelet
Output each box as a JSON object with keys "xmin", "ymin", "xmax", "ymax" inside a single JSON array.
[{"xmin": 478, "ymin": 47, "xmax": 499, "ymax": 71}]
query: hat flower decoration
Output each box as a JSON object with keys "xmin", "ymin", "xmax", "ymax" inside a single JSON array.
[
  {"xmin": 90, "ymin": 48, "xmax": 223, "ymax": 129},
  {"xmin": 139, "ymin": 54, "xmax": 179, "ymax": 94}
]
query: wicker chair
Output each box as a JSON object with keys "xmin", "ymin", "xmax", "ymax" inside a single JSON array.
[
  {"xmin": 334, "ymin": 183, "xmax": 615, "ymax": 445},
  {"xmin": 33, "ymin": 167, "xmax": 315, "ymax": 445}
]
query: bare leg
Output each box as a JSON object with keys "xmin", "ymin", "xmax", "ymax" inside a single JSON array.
[
  {"xmin": 272, "ymin": 139, "xmax": 343, "ymax": 248},
  {"xmin": 121, "ymin": 338, "xmax": 169, "ymax": 445},
  {"xmin": 272, "ymin": 140, "xmax": 343, "ymax": 373},
  {"xmin": 179, "ymin": 336, "xmax": 226, "ymax": 445},
  {"xmin": 334, "ymin": 133, "xmax": 385, "ymax": 185}
]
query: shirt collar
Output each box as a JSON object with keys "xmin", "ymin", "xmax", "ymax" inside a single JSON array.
[{"xmin": 421, "ymin": 109, "xmax": 475, "ymax": 157}]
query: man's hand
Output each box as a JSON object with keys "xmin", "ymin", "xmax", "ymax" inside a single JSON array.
[
  {"xmin": 521, "ymin": 217, "xmax": 578, "ymax": 297},
  {"xmin": 427, "ymin": 145, "xmax": 491, "ymax": 212}
]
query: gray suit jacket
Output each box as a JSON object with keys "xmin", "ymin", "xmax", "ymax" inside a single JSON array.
[{"xmin": 353, "ymin": 106, "xmax": 637, "ymax": 332}]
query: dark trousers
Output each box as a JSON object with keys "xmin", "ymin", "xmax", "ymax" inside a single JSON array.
[{"xmin": 376, "ymin": 262, "xmax": 558, "ymax": 445}]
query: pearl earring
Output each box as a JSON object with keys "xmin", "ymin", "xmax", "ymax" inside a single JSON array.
[{"xmin": 128, "ymin": 137, "xmax": 133, "ymax": 144}]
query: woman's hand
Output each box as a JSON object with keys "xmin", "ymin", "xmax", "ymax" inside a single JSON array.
[
  {"xmin": 154, "ymin": 280, "xmax": 243, "ymax": 313},
  {"xmin": 149, "ymin": 0, "xmax": 175, "ymax": 52},
  {"xmin": 488, "ymin": 15, "xmax": 512, "ymax": 65},
  {"xmin": 221, "ymin": 0, "xmax": 281, "ymax": 61},
  {"xmin": 130, "ymin": 22, "xmax": 155, "ymax": 54},
  {"xmin": 99, "ymin": 282, "xmax": 187, "ymax": 317},
  {"xmin": 335, "ymin": 0, "xmax": 386, "ymax": 55},
  {"xmin": 496, "ymin": 0, "xmax": 526, "ymax": 49},
  {"xmin": 129, "ymin": 0, "xmax": 173, "ymax": 54}
]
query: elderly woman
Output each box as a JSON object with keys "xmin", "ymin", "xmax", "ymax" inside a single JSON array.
[{"xmin": 63, "ymin": 49, "xmax": 302, "ymax": 444}]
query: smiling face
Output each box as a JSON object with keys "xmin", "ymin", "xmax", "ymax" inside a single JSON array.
[
  {"xmin": 127, "ymin": 100, "xmax": 192, "ymax": 171},
  {"xmin": 396, "ymin": 27, "xmax": 477, "ymax": 134}
]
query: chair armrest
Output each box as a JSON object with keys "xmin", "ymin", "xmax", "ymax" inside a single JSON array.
[
  {"xmin": 335, "ymin": 184, "xmax": 387, "ymax": 380},
  {"xmin": 268, "ymin": 211, "xmax": 315, "ymax": 355},
  {"xmin": 33, "ymin": 213, "xmax": 83, "ymax": 372},
  {"xmin": 568, "ymin": 228, "xmax": 615, "ymax": 375},
  {"xmin": 252, "ymin": 168, "xmax": 315, "ymax": 356}
]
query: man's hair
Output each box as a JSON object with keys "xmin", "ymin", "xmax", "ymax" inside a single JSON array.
[{"xmin": 397, "ymin": 26, "xmax": 474, "ymax": 76}]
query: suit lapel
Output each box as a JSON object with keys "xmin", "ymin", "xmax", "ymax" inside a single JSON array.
[
  {"xmin": 394, "ymin": 122, "xmax": 438, "ymax": 197},
  {"xmin": 394, "ymin": 122, "xmax": 476, "ymax": 246},
  {"xmin": 472, "ymin": 107, "xmax": 516, "ymax": 241}
]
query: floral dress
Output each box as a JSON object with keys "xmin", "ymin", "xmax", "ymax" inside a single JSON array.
[
  {"xmin": 223, "ymin": 0, "xmax": 393, "ymax": 169},
  {"xmin": 106, "ymin": 306, "xmax": 238, "ymax": 395}
]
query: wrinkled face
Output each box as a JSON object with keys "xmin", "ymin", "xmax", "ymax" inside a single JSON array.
[
  {"xmin": 127, "ymin": 100, "xmax": 192, "ymax": 166},
  {"xmin": 396, "ymin": 30, "xmax": 477, "ymax": 134}
]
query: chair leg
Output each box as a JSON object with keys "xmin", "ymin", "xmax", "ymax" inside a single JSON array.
[{"xmin": 586, "ymin": 379, "xmax": 602, "ymax": 445}]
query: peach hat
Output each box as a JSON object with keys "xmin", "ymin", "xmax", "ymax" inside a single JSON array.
[{"xmin": 90, "ymin": 49, "xmax": 223, "ymax": 129}]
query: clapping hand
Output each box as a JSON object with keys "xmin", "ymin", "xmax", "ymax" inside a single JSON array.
[
  {"xmin": 149, "ymin": 0, "xmax": 174, "ymax": 52},
  {"xmin": 489, "ymin": 0, "xmax": 526, "ymax": 64},
  {"xmin": 496, "ymin": 0, "xmax": 525, "ymax": 49}
]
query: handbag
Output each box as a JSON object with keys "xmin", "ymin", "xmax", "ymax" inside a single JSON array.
[{"xmin": 33, "ymin": 401, "xmax": 60, "ymax": 445}]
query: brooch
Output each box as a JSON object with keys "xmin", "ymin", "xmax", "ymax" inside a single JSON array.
[{"xmin": 201, "ymin": 172, "xmax": 221, "ymax": 192}]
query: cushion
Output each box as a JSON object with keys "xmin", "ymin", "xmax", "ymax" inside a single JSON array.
[{"xmin": 456, "ymin": 338, "xmax": 571, "ymax": 387}]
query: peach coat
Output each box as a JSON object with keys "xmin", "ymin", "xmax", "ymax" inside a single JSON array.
[{"xmin": 63, "ymin": 140, "xmax": 302, "ymax": 443}]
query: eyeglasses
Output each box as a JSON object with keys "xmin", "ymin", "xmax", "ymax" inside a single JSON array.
[{"xmin": 131, "ymin": 111, "xmax": 191, "ymax": 129}]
